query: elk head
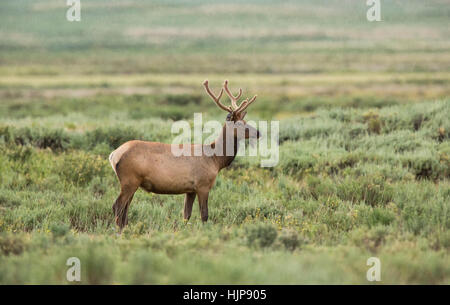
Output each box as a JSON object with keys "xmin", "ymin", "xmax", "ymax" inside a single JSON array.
[{"xmin": 203, "ymin": 79, "xmax": 260, "ymax": 140}]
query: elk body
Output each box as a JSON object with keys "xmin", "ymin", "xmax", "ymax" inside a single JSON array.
[{"xmin": 109, "ymin": 80, "xmax": 259, "ymax": 231}]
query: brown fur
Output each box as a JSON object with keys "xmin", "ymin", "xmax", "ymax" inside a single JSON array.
[
  {"xmin": 110, "ymin": 80, "xmax": 258, "ymax": 231},
  {"xmin": 110, "ymin": 115, "xmax": 259, "ymax": 230}
]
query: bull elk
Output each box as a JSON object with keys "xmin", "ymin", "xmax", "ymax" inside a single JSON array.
[{"xmin": 109, "ymin": 80, "xmax": 259, "ymax": 231}]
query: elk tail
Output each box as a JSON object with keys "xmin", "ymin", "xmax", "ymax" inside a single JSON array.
[
  {"xmin": 109, "ymin": 142, "xmax": 133, "ymax": 178},
  {"xmin": 109, "ymin": 150, "xmax": 119, "ymax": 176}
]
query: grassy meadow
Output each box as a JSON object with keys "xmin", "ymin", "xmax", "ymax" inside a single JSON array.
[{"xmin": 0, "ymin": 0, "xmax": 449, "ymax": 284}]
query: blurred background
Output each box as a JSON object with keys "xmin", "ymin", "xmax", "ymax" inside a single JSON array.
[{"xmin": 1, "ymin": 0, "xmax": 449, "ymax": 119}]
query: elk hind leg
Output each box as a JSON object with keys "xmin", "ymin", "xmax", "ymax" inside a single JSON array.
[{"xmin": 113, "ymin": 183, "xmax": 138, "ymax": 231}]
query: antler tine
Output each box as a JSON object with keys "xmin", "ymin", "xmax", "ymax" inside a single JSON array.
[
  {"xmin": 234, "ymin": 98, "xmax": 248, "ymax": 113},
  {"xmin": 236, "ymin": 95, "xmax": 257, "ymax": 114},
  {"xmin": 223, "ymin": 80, "xmax": 243, "ymax": 110},
  {"xmin": 202, "ymin": 80, "xmax": 232, "ymax": 112}
]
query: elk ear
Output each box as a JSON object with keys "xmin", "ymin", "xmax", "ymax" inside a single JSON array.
[{"xmin": 239, "ymin": 111, "xmax": 247, "ymax": 119}]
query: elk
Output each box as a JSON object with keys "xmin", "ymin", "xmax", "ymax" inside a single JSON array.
[{"xmin": 109, "ymin": 80, "xmax": 259, "ymax": 231}]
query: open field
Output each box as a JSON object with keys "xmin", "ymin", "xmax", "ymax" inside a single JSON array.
[{"xmin": 0, "ymin": 0, "xmax": 449, "ymax": 284}]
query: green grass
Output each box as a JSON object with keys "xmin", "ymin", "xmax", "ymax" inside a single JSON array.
[
  {"xmin": 0, "ymin": 0, "xmax": 449, "ymax": 284},
  {"xmin": 0, "ymin": 100, "xmax": 448, "ymax": 284}
]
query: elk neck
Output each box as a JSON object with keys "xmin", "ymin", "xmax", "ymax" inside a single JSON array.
[{"xmin": 207, "ymin": 124, "xmax": 239, "ymax": 170}]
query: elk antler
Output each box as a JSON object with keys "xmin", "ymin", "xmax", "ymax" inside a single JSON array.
[
  {"xmin": 202, "ymin": 80, "xmax": 257, "ymax": 114},
  {"xmin": 223, "ymin": 80, "xmax": 243, "ymax": 110},
  {"xmin": 202, "ymin": 80, "xmax": 232, "ymax": 112},
  {"xmin": 235, "ymin": 94, "xmax": 257, "ymax": 114}
]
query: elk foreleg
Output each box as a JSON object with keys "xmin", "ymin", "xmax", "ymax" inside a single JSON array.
[
  {"xmin": 197, "ymin": 191, "xmax": 209, "ymax": 222},
  {"xmin": 183, "ymin": 192, "xmax": 196, "ymax": 221}
]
